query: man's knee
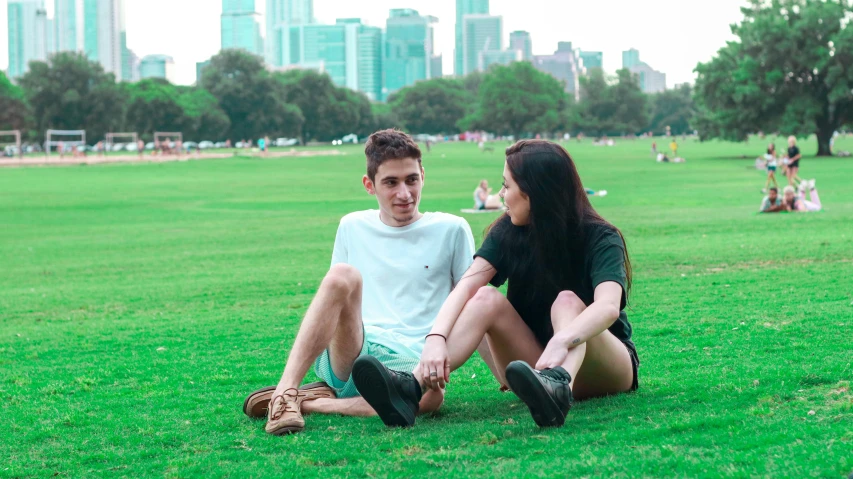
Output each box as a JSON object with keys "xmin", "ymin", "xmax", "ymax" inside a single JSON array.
[
  {"xmin": 321, "ymin": 264, "xmax": 362, "ymax": 297},
  {"xmin": 551, "ymin": 290, "xmax": 586, "ymax": 323}
]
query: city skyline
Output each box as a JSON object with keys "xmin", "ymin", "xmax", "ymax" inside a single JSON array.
[{"xmin": 2, "ymin": 0, "xmax": 749, "ymax": 87}]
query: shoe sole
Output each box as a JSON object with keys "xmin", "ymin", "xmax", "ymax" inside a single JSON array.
[
  {"xmin": 505, "ymin": 362, "xmax": 567, "ymax": 428},
  {"xmin": 267, "ymin": 424, "xmax": 304, "ymax": 436},
  {"xmin": 243, "ymin": 382, "xmax": 334, "ymax": 418},
  {"xmin": 352, "ymin": 356, "xmax": 416, "ymax": 427}
]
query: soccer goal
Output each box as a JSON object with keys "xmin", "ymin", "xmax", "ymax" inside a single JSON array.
[
  {"xmin": 105, "ymin": 132, "xmax": 138, "ymax": 153},
  {"xmin": 46, "ymin": 129, "xmax": 86, "ymax": 158},
  {"xmin": 0, "ymin": 130, "xmax": 22, "ymax": 159},
  {"xmin": 154, "ymin": 131, "xmax": 183, "ymax": 155}
]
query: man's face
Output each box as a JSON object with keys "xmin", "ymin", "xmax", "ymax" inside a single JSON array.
[
  {"xmin": 363, "ymin": 157, "xmax": 424, "ymax": 227},
  {"xmin": 769, "ymin": 190, "xmax": 778, "ymax": 202}
]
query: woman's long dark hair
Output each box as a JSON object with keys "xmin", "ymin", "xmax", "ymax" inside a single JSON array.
[{"xmin": 488, "ymin": 140, "xmax": 632, "ymax": 297}]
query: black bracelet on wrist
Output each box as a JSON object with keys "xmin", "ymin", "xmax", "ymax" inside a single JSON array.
[{"xmin": 425, "ymin": 333, "xmax": 447, "ymax": 342}]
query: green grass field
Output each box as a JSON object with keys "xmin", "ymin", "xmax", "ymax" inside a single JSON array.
[{"xmin": 2, "ymin": 137, "xmax": 852, "ymax": 478}]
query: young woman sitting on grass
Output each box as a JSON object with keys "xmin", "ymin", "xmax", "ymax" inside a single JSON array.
[{"xmin": 352, "ymin": 140, "xmax": 638, "ymax": 428}]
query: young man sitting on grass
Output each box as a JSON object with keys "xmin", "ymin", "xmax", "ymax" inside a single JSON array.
[{"xmin": 243, "ymin": 129, "xmax": 476, "ymax": 435}]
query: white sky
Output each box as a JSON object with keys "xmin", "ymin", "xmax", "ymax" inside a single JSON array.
[{"xmin": 0, "ymin": 0, "xmax": 748, "ymax": 87}]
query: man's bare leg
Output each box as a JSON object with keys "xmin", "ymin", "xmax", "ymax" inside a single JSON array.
[
  {"xmin": 271, "ymin": 264, "xmax": 365, "ymax": 400},
  {"xmin": 302, "ymin": 389, "xmax": 444, "ymax": 417}
]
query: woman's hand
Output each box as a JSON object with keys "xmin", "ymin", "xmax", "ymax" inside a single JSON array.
[
  {"xmin": 535, "ymin": 335, "xmax": 570, "ymax": 370},
  {"xmin": 418, "ymin": 336, "xmax": 450, "ymax": 390}
]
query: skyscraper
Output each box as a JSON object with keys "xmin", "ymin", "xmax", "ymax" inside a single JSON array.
[
  {"xmin": 628, "ymin": 62, "xmax": 666, "ymax": 93},
  {"xmin": 533, "ymin": 42, "xmax": 581, "ymax": 99},
  {"xmin": 222, "ymin": 0, "xmax": 263, "ymax": 56},
  {"xmin": 455, "ymin": 0, "xmax": 488, "ymax": 75},
  {"xmin": 578, "ymin": 50, "xmax": 603, "ymax": 70},
  {"xmin": 7, "ymin": 0, "xmax": 49, "ymax": 78},
  {"xmin": 266, "ymin": 0, "xmax": 313, "ymax": 67},
  {"xmin": 509, "ymin": 30, "xmax": 532, "ymax": 61},
  {"xmin": 81, "ymin": 0, "xmax": 124, "ymax": 79},
  {"xmin": 622, "ymin": 48, "xmax": 640, "ymax": 69},
  {"xmin": 54, "ymin": 0, "xmax": 83, "ymax": 53},
  {"xmin": 480, "ymin": 49, "xmax": 520, "ymax": 71},
  {"xmin": 139, "ymin": 54, "xmax": 176, "ymax": 82},
  {"xmin": 283, "ymin": 19, "xmax": 383, "ymax": 101},
  {"xmin": 384, "ymin": 8, "xmax": 436, "ymax": 98},
  {"xmin": 461, "ymin": 14, "xmax": 501, "ymax": 75}
]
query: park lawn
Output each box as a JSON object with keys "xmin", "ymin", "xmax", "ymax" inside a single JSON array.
[{"xmin": 1, "ymin": 137, "xmax": 852, "ymax": 478}]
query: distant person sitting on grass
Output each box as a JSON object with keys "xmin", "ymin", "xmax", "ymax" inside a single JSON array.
[
  {"xmin": 353, "ymin": 140, "xmax": 638, "ymax": 429},
  {"xmin": 474, "ymin": 180, "xmax": 503, "ymax": 210},
  {"xmin": 242, "ymin": 129, "xmax": 475, "ymax": 435},
  {"xmin": 759, "ymin": 187, "xmax": 784, "ymax": 213},
  {"xmin": 783, "ymin": 181, "xmax": 822, "ymax": 212}
]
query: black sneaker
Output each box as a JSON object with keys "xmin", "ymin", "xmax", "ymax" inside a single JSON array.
[
  {"xmin": 505, "ymin": 360, "xmax": 573, "ymax": 427},
  {"xmin": 352, "ymin": 355, "xmax": 422, "ymax": 427}
]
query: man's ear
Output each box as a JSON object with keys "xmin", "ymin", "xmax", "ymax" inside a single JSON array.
[
  {"xmin": 363, "ymin": 175, "xmax": 375, "ymax": 195},
  {"xmin": 420, "ymin": 165, "xmax": 425, "ymax": 185}
]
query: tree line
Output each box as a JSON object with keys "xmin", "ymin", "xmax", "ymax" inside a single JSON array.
[
  {"xmin": 6, "ymin": 0, "xmax": 849, "ymax": 156},
  {"xmin": 1, "ymin": 49, "xmax": 695, "ymax": 146}
]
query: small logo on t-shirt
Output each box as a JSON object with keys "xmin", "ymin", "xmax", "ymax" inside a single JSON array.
[{"xmin": 424, "ymin": 265, "xmax": 429, "ymax": 269}]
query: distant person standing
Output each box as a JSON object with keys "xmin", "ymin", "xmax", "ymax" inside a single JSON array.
[
  {"xmin": 258, "ymin": 137, "xmax": 267, "ymax": 157},
  {"xmin": 57, "ymin": 141, "xmax": 65, "ymax": 159},
  {"xmin": 137, "ymin": 139, "xmax": 144, "ymax": 159},
  {"xmin": 762, "ymin": 144, "xmax": 779, "ymax": 193},
  {"xmin": 651, "ymin": 141, "xmax": 657, "ymax": 156},
  {"xmin": 669, "ymin": 139, "xmax": 678, "ymax": 157},
  {"xmin": 786, "ymin": 136, "xmax": 803, "ymax": 187},
  {"xmin": 96, "ymin": 141, "xmax": 105, "ymax": 157}
]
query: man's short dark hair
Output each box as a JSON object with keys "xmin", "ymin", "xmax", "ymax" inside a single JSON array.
[
  {"xmin": 364, "ymin": 129, "xmax": 422, "ymax": 181},
  {"xmin": 769, "ymin": 187, "xmax": 778, "ymax": 193}
]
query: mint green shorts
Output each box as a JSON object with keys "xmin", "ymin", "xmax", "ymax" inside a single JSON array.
[{"xmin": 313, "ymin": 339, "xmax": 420, "ymax": 398}]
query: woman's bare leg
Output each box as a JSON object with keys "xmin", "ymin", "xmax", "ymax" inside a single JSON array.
[
  {"xmin": 444, "ymin": 287, "xmax": 542, "ymax": 378},
  {"xmin": 549, "ymin": 291, "xmax": 634, "ymax": 400}
]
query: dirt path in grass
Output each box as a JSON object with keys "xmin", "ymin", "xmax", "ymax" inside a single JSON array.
[{"xmin": 0, "ymin": 149, "xmax": 344, "ymax": 168}]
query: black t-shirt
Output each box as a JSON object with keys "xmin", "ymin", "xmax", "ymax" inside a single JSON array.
[
  {"xmin": 788, "ymin": 146, "xmax": 800, "ymax": 165},
  {"xmin": 475, "ymin": 220, "xmax": 633, "ymax": 347}
]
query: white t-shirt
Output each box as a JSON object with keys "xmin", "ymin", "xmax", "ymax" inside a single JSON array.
[
  {"xmin": 331, "ymin": 210, "xmax": 475, "ymax": 357},
  {"xmin": 764, "ymin": 153, "xmax": 777, "ymax": 168}
]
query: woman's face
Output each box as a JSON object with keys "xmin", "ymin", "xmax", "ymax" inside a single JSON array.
[
  {"xmin": 500, "ymin": 163, "xmax": 531, "ymax": 226},
  {"xmin": 784, "ymin": 191, "xmax": 795, "ymax": 203}
]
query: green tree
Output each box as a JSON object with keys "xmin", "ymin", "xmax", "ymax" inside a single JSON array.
[
  {"xmin": 371, "ymin": 102, "xmax": 403, "ymax": 131},
  {"xmin": 576, "ymin": 68, "xmax": 649, "ymax": 136},
  {"xmin": 276, "ymin": 70, "xmax": 372, "ymax": 143},
  {"xmin": 175, "ymin": 86, "xmax": 231, "ymax": 141},
  {"xmin": 18, "ymin": 52, "xmax": 126, "ymax": 142},
  {"xmin": 124, "ymin": 79, "xmax": 185, "ymax": 138},
  {"xmin": 649, "ymin": 84, "xmax": 695, "ymax": 135},
  {"xmin": 463, "ymin": 62, "xmax": 566, "ymax": 138},
  {"xmin": 0, "ymin": 71, "xmax": 31, "ymax": 132},
  {"xmin": 201, "ymin": 50, "xmax": 303, "ymax": 141},
  {"xmin": 694, "ymin": 0, "xmax": 853, "ymax": 156},
  {"xmin": 388, "ymin": 78, "xmax": 471, "ymax": 135}
]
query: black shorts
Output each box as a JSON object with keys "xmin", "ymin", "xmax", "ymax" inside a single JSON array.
[
  {"xmin": 622, "ymin": 339, "xmax": 640, "ymax": 391},
  {"xmin": 789, "ymin": 160, "xmax": 799, "ymax": 169}
]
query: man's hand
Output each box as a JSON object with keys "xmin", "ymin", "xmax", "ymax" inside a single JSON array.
[{"xmin": 418, "ymin": 336, "xmax": 450, "ymax": 390}]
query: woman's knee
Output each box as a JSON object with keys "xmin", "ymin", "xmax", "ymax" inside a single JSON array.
[
  {"xmin": 321, "ymin": 264, "xmax": 362, "ymax": 296},
  {"xmin": 469, "ymin": 286, "xmax": 507, "ymax": 313},
  {"xmin": 551, "ymin": 290, "xmax": 586, "ymax": 321}
]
